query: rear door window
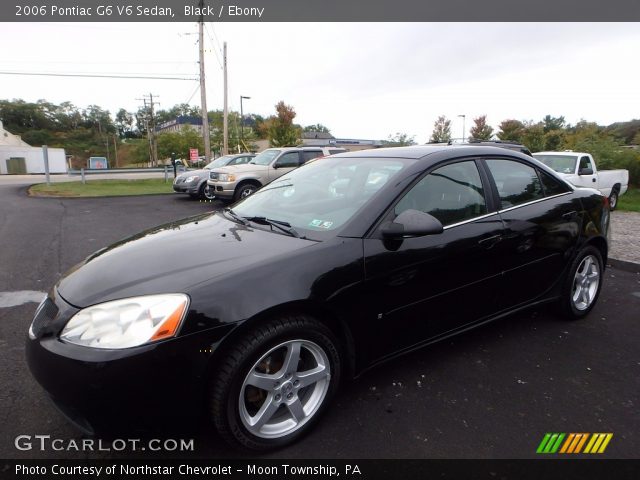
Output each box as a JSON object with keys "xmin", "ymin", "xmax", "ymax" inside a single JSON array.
[
  {"xmin": 538, "ymin": 169, "xmax": 571, "ymax": 196},
  {"xmin": 302, "ymin": 150, "xmax": 324, "ymax": 163},
  {"xmin": 485, "ymin": 159, "xmax": 544, "ymax": 209},
  {"xmin": 274, "ymin": 152, "xmax": 301, "ymax": 168}
]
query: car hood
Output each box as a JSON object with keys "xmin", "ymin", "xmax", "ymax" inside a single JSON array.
[
  {"xmin": 213, "ymin": 163, "xmax": 268, "ymax": 175},
  {"xmin": 56, "ymin": 212, "xmax": 316, "ymax": 308},
  {"xmin": 176, "ymin": 168, "xmax": 209, "ymax": 179}
]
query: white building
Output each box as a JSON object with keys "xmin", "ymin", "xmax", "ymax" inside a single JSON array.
[{"xmin": 0, "ymin": 120, "xmax": 67, "ymax": 174}]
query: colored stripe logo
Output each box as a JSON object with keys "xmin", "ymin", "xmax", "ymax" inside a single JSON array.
[{"xmin": 536, "ymin": 433, "xmax": 613, "ymax": 454}]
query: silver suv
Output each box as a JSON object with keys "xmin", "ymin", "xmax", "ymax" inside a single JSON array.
[{"xmin": 207, "ymin": 146, "xmax": 346, "ymax": 202}]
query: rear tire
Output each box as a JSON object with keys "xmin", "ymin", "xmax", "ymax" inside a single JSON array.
[
  {"xmin": 559, "ymin": 246, "xmax": 603, "ymax": 319},
  {"xmin": 210, "ymin": 315, "xmax": 341, "ymax": 450},
  {"xmin": 608, "ymin": 191, "xmax": 618, "ymax": 211}
]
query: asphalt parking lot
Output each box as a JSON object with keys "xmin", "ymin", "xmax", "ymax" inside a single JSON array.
[{"xmin": 1, "ymin": 181, "xmax": 639, "ymax": 460}]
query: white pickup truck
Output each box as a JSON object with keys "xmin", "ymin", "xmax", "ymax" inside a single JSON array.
[{"xmin": 533, "ymin": 151, "xmax": 629, "ymax": 210}]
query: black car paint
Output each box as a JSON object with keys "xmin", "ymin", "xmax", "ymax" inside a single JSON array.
[{"xmin": 26, "ymin": 145, "xmax": 608, "ymax": 431}]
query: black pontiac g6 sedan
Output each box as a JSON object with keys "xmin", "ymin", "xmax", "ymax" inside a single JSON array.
[{"xmin": 27, "ymin": 145, "xmax": 610, "ymax": 450}]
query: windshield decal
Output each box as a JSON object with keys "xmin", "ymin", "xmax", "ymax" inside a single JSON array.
[{"xmin": 309, "ymin": 219, "xmax": 333, "ymax": 229}]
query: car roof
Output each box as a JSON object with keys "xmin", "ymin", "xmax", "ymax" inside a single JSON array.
[
  {"xmin": 331, "ymin": 145, "xmax": 449, "ymax": 159},
  {"xmin": 331, "ymin": 144, "xmax": 535, "ymax": 160}
]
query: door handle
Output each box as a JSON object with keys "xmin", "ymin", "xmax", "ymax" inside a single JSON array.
[
  {"xmin": 562, "ymin": 210, "xmax": 578, "ymax": 220},
  {"xmin": 478, "ymin": 234, "xmax": 502, "ymax": 249}
]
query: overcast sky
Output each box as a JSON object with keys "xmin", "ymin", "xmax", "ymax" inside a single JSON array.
[{"xmin": 1, "ymin": 22, "xmax": 639, "ymax": 143}]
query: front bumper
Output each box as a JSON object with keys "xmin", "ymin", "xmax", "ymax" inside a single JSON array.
[
  {"xmin": 25, "ymin": 291, "xmax": 228, "ymax": 433},
  {"xmin": 172, "ymin": 181, "xmax": 200, "ymax": 194},
  {"xmin": 206, "ymin": 180, "xmax": 235, "ymax": 200}
]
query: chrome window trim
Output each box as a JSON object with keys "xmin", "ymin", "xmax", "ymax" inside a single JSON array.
[
  {"xmin": 497, "ymin": 191, "xmax": 573, "ymax": 214},
  {"xmin": 442, "ymin": 191, "xmax": 573, "ymax": 230},
  {"xmin": 442, "ymin": 212, "xmax": 500, "ymax": 230}
]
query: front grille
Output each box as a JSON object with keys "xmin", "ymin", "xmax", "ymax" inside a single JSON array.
[
  {"xmin": 31, "ymin": 297, "xmax": 59, "ymax": 337},
  {"xmin": 209, "ymin": 172, "xmax": 219, "ymax": 180},
  {"xmin": 174, "ymin": 177, "xmax": 184, "ymax": 184}
]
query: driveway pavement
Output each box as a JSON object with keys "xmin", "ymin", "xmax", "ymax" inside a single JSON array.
[
  {"xmin": 0, "ymin": 180, "xmax": 639, "ymax": 460},
  {"xmin": 610, "ymin": 211, "xmax": 640, "ymax": 265}
]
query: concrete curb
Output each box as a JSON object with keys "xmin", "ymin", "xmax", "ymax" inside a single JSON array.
[{"xmin": 608, "ymin": 258, "xmax": 640, "ymax": 273}]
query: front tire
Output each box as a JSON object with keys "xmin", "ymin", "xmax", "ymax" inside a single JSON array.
[
  {"xmin": 234, "ymin": 183, "xmax": 258, "ymax": 202},
  {"xmin": 202, "ymin": 183, "xmax": 216, "ymax": 200},
  {"xmin": 559, "ymin": 246, "xmax": 603, "ymax": 319},
  {"xmin": 210, "ymin": 315, "xmax": 341, "ymax": 450},
  {"xmin": 608, "ymin": 191, "xmax": 618, "ymax": 211}
]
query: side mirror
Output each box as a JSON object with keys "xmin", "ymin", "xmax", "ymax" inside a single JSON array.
[
  {"xmin": 578, "ymin": 168, "xmax": 593, "ymax": 175},
  {"xmin": 381, "ymin": 209, "xmax": 444, "ymax": 239},
  {"xmin": 273, "ymin": 161, "xmax": 298, "ymax": 169}
]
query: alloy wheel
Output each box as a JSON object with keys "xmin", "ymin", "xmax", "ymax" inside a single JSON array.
[
  {"xmin": 571, "ymin": 254, "xmax": 600, "ymax": 311},
  {"xmin": 238, "ymin": 339, "xmax": 331, "ymax": 439}
]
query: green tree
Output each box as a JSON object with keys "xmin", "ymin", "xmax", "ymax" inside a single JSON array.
[
  {"xmin": 83, "ymin": 105, "xmax": 115, "ymax": 133},
  {"xmin": 497, "ymin": 119, "xmax": 525, "ymax": 142},
  {"xmin": 469, "ymin": 115, "xmax": 493, "ymax": 141},
  {"xmin": 521, "ymin": 122, "xmax": 546, "ymax": 153},
  {"xmin": 268, "ymin": 101, "xmax": 301, "ymax": 147},
  {"xmin": 542, "ymin": 115, "xmax": 566, "ymax": 133},
  {"xmin": 384, "ymin": 132, "xmax": 416, "ymax": 146},
  {"xmin": 429, "ymin": 115, "xmax": 451, "ymax": 143},
  {"xmin": 156, "ymin": 127, "xmax": 204, "ymax": 161},
  {"xmin": 155, "ymin": 104, "xmax": 201, "ymax": 125},
  {"xmin": 303, "ymin": 124, "xmax": 331, "ymax": 134},
  {"xmin": 115, "ymin": 108, "xmax": 135, "ymax": 138}
]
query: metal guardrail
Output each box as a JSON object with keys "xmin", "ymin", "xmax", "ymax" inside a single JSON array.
[
  {"xmin": 67, "ymin": 166, "xmax": 189, "ymax": 184},
  {"xmin": 68, "ymin": 167, "xmax": 188, "ymax": 175}
]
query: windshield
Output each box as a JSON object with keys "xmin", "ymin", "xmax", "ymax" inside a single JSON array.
[
  {"xmin": 204, "ymin": 156, "xmax": 234, "ymax": 169},
  {"xmin": 252, "ymin": 149, "xmax": 281, "ymax": 166},
  {"xmin": 232, "ymin": 157, "xmax": 406, "ymax": 238},
  {"xmin": 533, "ymin": 154, "xmax": 577, "ymax": 174}
]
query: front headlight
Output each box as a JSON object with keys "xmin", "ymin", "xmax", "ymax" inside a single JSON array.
[
  {"xmin": 185, "ymin": 175, "xmax": 199, "ymax": 183},
  {"xmin": 217, "ymin": 173, "xmax": 235, "ymax": 182},
  {"xmin": 60, "ymin": 294, "xmax": 189, "ymax": 349}
]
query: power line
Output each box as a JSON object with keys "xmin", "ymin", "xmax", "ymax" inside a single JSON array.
[
  {"xmin": 183, "ymin": 83, "xmax": 201, "ymax": 105},
  {"xmin": 207, "ymin": 22, "xmax": 224, "ymax": 54},
  {"xmin": 0, "ymin": 71, "xmax": 198, "ymax": 81},
  {"xmin": 203, "ymin": 23, "xmax": 223, "ymax": 69},
  {"xmin": 1, "ymin": 60, "xmax": 197, "ymax": 65}
]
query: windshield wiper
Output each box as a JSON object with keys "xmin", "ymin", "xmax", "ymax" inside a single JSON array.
[
  {"xmin": 243, "ymin": 216, "xmax": 303, "ymax": 238},
  {"xmin": 223, "ymin": 207, "xmax": 248, "ymax": 225}
]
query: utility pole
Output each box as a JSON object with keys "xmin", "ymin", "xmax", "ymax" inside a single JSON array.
[
  {"xmin": 113, "ymin": 135, "xmax": 119, "ymax": 168},
  {"xmin": 240, "ymin": 95, "xmax": 250, "ymax": 149},
  {"xmin": 198, "ymin": 7, "xmax": 212, "ymax": 161},
  {"xmin": 137, "ymin": 94, "xmax": 160, "ymax": 166},
  {"xmin": 149, "ymin": 93, "xmax": 159, "ymax": 166},
  {"xmin": 223, "ymin": 41, "xmax": 228, "ymax": 155},
  {"xmin": 458, "ymin": 114, "xmax": 466, "ymax": 143}
]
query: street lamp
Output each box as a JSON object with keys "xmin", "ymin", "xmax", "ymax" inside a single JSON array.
[
  {"xmin": 240, "ymin": 95, "xmax": 251, "ymax": 148},
  {"xmin": 458, "ymin": 114, "xmax": 466, "ymax": 143}
]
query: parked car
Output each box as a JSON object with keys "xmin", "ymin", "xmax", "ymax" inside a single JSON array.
[
  {"xmin": 533, "ymin": 151, "xmax": 629, "ymax": 210},
  {"xmin": 173, "ymin": 153, "xmax": 255, "ymax": 199},
  {"xmin": 27, "ymin": 145, "xmax": 609, "ymax": 450},
  {"xmin": 207, "ymin": 146, "xmax": 346, "ymax": 202}
]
